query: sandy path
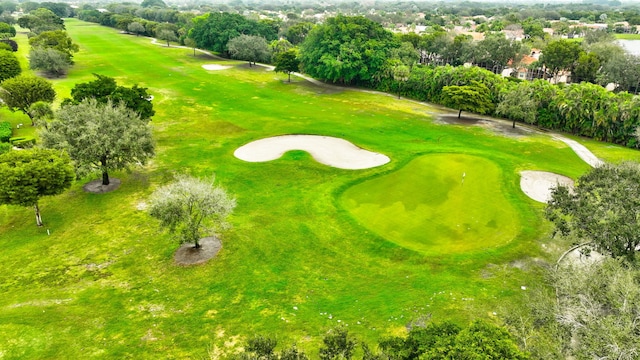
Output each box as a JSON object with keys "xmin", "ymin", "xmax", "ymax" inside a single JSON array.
[
  {"xmin": 234, "ymin": 135, "xmax": 390, "ymax": 170},
  {"xmin": 520, "ymin": 171, "xmax": 574, "ymax": 203}
]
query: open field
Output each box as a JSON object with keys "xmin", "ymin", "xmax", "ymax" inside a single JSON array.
[{"xmin": 3, "ymin": 19, "xmax": 640, "ymax": 358}]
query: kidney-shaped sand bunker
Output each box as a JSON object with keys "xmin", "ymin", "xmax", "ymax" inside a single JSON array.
[{"xmin": 234, "ymin": 135, "xmax": 390, "ymax": 170}]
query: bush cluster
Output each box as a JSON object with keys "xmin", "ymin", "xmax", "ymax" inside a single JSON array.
[
  {"xmin": 0, "ymin": 121, "xmax": 11, "ymax": 142},
  {"xmin": 9, "ymin": 136, "xmax": 36, "ymax": 148},
  {"xmin": 0, "ymin": 39, "xmax": 18, "ymax": 52}
]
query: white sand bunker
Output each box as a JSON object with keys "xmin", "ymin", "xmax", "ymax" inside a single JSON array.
[
  {"xmin": 520, "ymin": 170, "xmax": 574, "ymax": 203},
  {"xmin": 202, "ymin": 64, "xmax": 231, "ymax": 71},
  {"xmin": 234, "ymin": 135, "xmax": 390, "ymax": 170}
]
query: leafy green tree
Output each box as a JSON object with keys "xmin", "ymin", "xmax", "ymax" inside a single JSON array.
[
  {"xmin": 227, "ymin": 34, "xmax": 271, "ymax": 66},
  {"xmin": 65, "ymin": 74, "xmax": 155, "ymax": 120},
  {"xmin": 0, "ymin": 74, "xmax": 56, "ymax": 125},
  {"xmin": 285, "ymin": 21, "xmax": 314, "ymax": 45},
  {"xmin": 127, "ymin": 21, "xmax": 146, "ymax": 36},
  {"xmin": 572, "ymin": 52, "xmax": 601, "ymax": 83},
  {"xmin": 0, "ymin": 22, "xmax": 15, "ymax": 37},
  {"xmin": 472, "ymin": 32, "xmax": 526, "ymax": 73},
  {"xmin": 189, "ymin": 12, "xmax": 277, "ymax": 55},
  {"xmin": 148, "ymin": 175, "xmax": 236, "ymax": 248},
  {"xmin": 28, "ymin": 47, "xmax": 70, "ymax": 77},
  {"xmin": 269, "ymin": 38, "xmax": 293, "ymax": 56},
  {"xmin": 27, "ymin": 101, "xmax": 53, "ymax": 124},
  {"xmin": 40, "ymin": 99, "xmax": 155, "ymax": 186},
  {"xmin": 540, "ymin": 40, "xmax": 583, "ymax": 82},
  {"xmin": 184, "ymin": 37, "xmax": 197, "ymax": 56},
  {"xmin": 0, "ymin": 148, "xmax": 74, "ymax": 226},
  {"xmin": 28, "ymin": 30, "xmax": 79, "ymax": 63},
  {"xmin": 17, "ymin": 8, "xmax": 64, "ymax": 34},
  {"xmin": 299, "ymin": 15, "xmax": 398, "ymax": 84},
  {"xmin": 497, "ymin": 82, "xmax": 538, "ymax": 128},
  {"xmin": 546, "ymin": 162, "xmax": 640, "ymax": 260},
  {"xmin": 273, "ymin": 48, "xmax": 300, "ymax": 82},
  {"xmin": 451, "ymin": 320, "xmax": 530, "ymax": 359},
  {"xmin": 0, "ymin": 49, "xmax": 20, "ymax": 81},
  {"xmin": 157, "ymin": 29, "xmax": 177, "ymax": 47},
  {"xmin": 441, "ymin": 82, "xmax": 495, "ymax": 118},
  {"xmin": 319, "ymin": 327, "xmax": 356, "ymax": 360},
  {"xmin": 598, "ymin": 54, "xmax": 640, "ymax": 93}
]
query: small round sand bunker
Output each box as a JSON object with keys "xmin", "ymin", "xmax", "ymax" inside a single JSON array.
[
  {"xmin": 520, "ymin": 170, "xmax": 574, "ymax": 203},
  {"xmin": 234, "ymin": 135, "xmax": 390, "ymax": 170},
  {"xmin": 202, "ymin": 64, "xmax": 231, "ymax": 71}
]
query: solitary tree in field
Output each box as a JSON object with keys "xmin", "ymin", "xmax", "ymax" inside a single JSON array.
[
  {"xmin": 546, "ymin": 162, "xmax": 640, "ymax": 261},
  {"xmin": 0, "ymin": 74, "xmax": 56, "ymax": 125},
  {"xmin": 40, "ymin": 98, "xmax": 154, "ymax": 186},
  {"xmin": 148, "ymin": 175, "xmax": 236, "ymax": 249},
  {"xmin": 227, "ymin": 34, "xmax": 271, "ymax": 67},
  {"xmin": 0, "ymin": 148, "xmax": 74, "ymax": 226},
  {"xmin": 157, "ymin": 29, "xmax": 177, "ymax": 47},
  {"xmin": 184, "ymin": 37, "xmax": 197, "ymax": 56},
  {"xmin": 273, "ymin": 49, "xmax": 300, "ymax": 82},
  {"xmin": 441, "ymin": 82, "xmax": 494, "ymax": 118}
]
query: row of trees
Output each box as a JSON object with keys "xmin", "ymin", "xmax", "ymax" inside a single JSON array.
[{"xmin": 234, "ymin": 320, "xmax": 529, "ymax": 359}]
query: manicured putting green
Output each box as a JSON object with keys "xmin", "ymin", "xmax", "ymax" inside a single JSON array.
[{"xmin": 341, "ymin": 154, "xmax": 520, "ymax": 254}]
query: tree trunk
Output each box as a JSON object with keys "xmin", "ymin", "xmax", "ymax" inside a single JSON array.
[
  {"xmin": 513, "ymin": 119, "xmax": 516, "ymax": 128},
  {"xmin": 101, "ymin": 156, "xmax": 110, "ymax": 185},
  {"xmin": 288, "ymin": 72, "xmax": 291, "ymax": 82},
  {"xmin": 34, "ymin": 202, "xmax": 43, "ymax": 227},
  {"xmin": 166, "ymin": 40, "xmax": 170, "ymax": 47},
  {"xmin": 193, "ymin": 48, "xmax": 196, "ymax": 57},
  {"xmin": 458, "ymin": 109, "xmax": 462, "ymax": 119}
]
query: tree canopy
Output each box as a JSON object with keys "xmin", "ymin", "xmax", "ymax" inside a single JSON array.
[
  {"xmin": 227, "ymin": 34, "xmax": 271, "ymax": 66},
  {"xmin": 28, "ymin": 30, "xmax": 79, "ymax": 64},
  {"xmin": 189, "ymin": 12, "xmax": 277, "ymax": 54},
  {"xmin": 546, "ymin": 162, "xmax": 640, "ymax": 260},
  {"xmin": 441, "ymin": 82, "xmax": 495, "ymax": 118},
  {"xmin": 0, "ymin": 148, "xmax": 74, "ymax": 226},
  {"xmin": 0, "ymin": 74, "xmax": 56, "ymax": 124},
  {"xmin": 0, "ymin": 49, "xmax": 20, "ymax": 81},
  {"xmin": 148, "ymin": 175, "xmax": 236, "ymax": 248},
  {"xmin": 64, "ymin": 74, "xmax": 155, "ymax": 120},
  {"xmin": 40, "ymin": 98, "xmax": 155, "ymax": 186},
  {"xmin": 273, "ymin": 49, "xmax": 300, "ymax": 82},
  {"xmin": 29, "ymin": 47, "xmax": 70, "ymax": 77},
  {"xmin": 299, "ymin": 15, "xmax": 398, "ymax": 84},
  {"xmin": 540, "ymin": 39, "xmax": 583, "ymax": 80}
]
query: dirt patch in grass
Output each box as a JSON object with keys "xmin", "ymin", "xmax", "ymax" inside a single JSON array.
[
  {"xmin": 174, "ymin": 236, "xmax": 222, "ymax": 266},
  {"xmin": 82, "ymin": 178, "xmax": 121, "ymax": 193}
]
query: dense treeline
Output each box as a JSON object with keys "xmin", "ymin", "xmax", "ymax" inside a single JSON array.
[{"xmin": 375, "ymin": 65, "xmax": 640, "ymax": 147}]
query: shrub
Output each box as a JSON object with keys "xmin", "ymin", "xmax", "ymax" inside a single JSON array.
[
  {"xmin": 10, "ymin": 136, "xmax": 36, "ymax": 148},
  {"xmin": 0, "ymin": 142, "xmax": 10, "ymax": 154},
  {"xmin": 0, "ymin": 39, "xmax": 18, "ymax": 52},
  {"xmin": 0, "ymin": 43, "xmax": 11, "ymax": 51},
  {"xmin": 0, "ymin": 121, "xmax": 11, "ymax": 142}
]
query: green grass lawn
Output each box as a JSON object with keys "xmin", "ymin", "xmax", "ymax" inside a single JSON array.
[
  {"xmin": 0, "ymin": 19, "xmax": 621, "ymax": 358},
  {"xmin": 614, "ymin": 33, "xmax": 640, "ymax": 40}
]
